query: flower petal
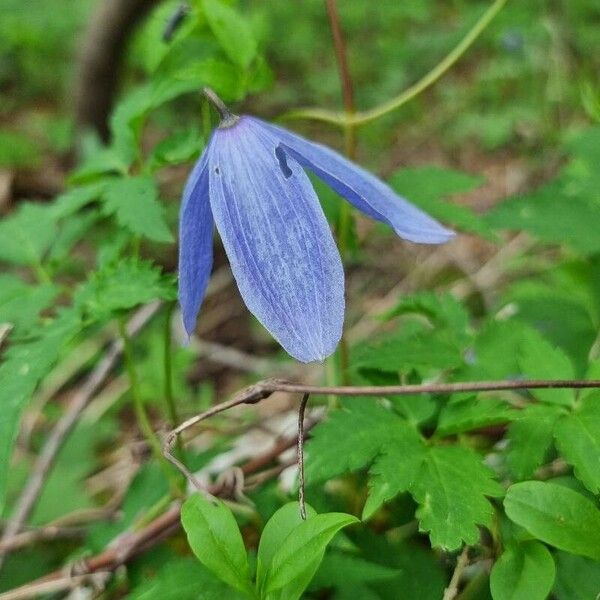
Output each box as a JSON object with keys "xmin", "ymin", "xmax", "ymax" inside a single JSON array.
[
  {"xmin": 178, "ymin": 146, "xmax": 214, "ymax": 337},
  {"xmin": 252, "ymin": 118, "xmax": 454, "ymax": 244},
  {"xmin": 208, "ymin": 117, "xmax": 344, "ymax": 362}
]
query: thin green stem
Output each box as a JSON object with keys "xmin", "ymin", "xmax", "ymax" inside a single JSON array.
[
  {"xmin": 163, "ymin": 303, "xmax": 184, "ymax": 458},
  {"xmin": 162, "ymin": 303, "xmax": 178, "ymax": 428},
  {"xmin": 118, "ymin": 318, "xmax": 182, "ymax": 495},
  {"xmin": 282, "ymin": 0, "xmax": 508, "ymax": 127}
]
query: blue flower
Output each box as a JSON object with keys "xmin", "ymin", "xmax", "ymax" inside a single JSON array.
[{"xmin": 179, "ymin": 92, "xmax": 454, "ymax": 363}]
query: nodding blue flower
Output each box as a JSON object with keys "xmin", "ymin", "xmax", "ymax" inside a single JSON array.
[{"xmin": 179, "ymin": 89, "xmax": 454, "ymax": 363}]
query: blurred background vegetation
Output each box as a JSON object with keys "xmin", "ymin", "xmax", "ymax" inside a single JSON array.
[{"xmin": 1, "ymin": 0, "xmax": 600, "ymax": 598}]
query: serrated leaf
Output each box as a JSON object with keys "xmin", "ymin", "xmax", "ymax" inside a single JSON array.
[
  {"xmin": 506, "ymin": 404, "xmax": 564, "ymax": 480},
  {"xmin": 411, "ymin": 446, "xmax": 504, "ymax": 550},
  {"xmin": 436, "ymin": 396, "xmax": 515, "ymax": 437},
  {"xmin": 504, "ymin": 481, "xmax": 600, "ymax": 560},
  {"xmin": 554, "ymin": 392, "xmax": 600, "ymax": 493},
  {"xmin": 0, "ymin": 203, "xmax": 57, "ymax": 267},
  {"xmin": 102, "ymin": 176, "xmax": 173, "ymax": 243},
  {"xmin": 181, "ymin": 493, "xmax": 253, "ymax": 596},
  {"xmin": 363, "ymin": 429, "xmax": 426, "ymax": 520},
  {"xmin": 202, "ymin": 0, "xmax": 257, "ymax": 69},
  {"xmin": 75, "ymin": 259, "xmax": 175, "ymax": 320},
  {"xmin": 490, "ymin": 541, "xmax": 555, "ymax": 600},
  {"xmin": 0, "ymin": 310, "xmax": 81, "ymax": 511},
  {"xmin": 518, "ymin": 329, "xmax": 575, "ymax": 406},
  {"xmin": 553, "ymin": 551, "xmax": 600, "ymax": 600},
  {"xmin": 305, "ymin": 399, "xmax": 413, "ymax": 483},
  {"xmin": 0, "ymin": 276, "xmax": 57, "ymax": 334},
  {"xmin": 352, "ymin": 327, "xmax": 465, "ymax": 374},
  {"xmin": 383, "ymin": 291, "xmax": 470, "ymax": 336},
  {"xmin": 51, "ymin": 183, "xmax": 106, "ymax": 218},
  {"xmin": 263, "ymin": 512, "xmax": 359, "ymax": 600}
]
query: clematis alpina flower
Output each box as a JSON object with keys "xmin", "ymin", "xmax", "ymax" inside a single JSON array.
[{"xmin": 178, "ymin": 89, "xmax": 454, "ymax": 363}]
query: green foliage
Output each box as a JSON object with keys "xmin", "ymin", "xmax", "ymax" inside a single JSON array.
[
  {"xmin": 306, "ymin": 399, "xmax": 502, "ymax": 550},
  {"xmin": 0, "ymin": 203, "xmax": 58, "ymax": 268},
  {"xmin": 101, "ymin": 176, "xmax": 173, "ymax": 243},
  {"xmin": 0, "ymin": 310, "xmax": 82, "ymax": 511},
  {"xmin": 75, "ymin": 259, "xmax": 175, "ymax": 321},
  {"xmin": 182, "ymin": 496, "xmax": 357, "ymax": 599},
  {"xmin": 553, "ymin": 551, "xmax": 600, "ymax": 600},
  {"xmin": 504, "ymin": 482, "xmax": 600, "ymax": 560},
  {"xmin": 202, "ymin": 0, "xmax": 257, "ymax": 69},
  {"xmin": 181, "ymin": 493, "xmax": 254, "ymax": 596},
  {"xmin": 490, "ymin": 541, "xmax": 555, "ymax": 600},
  {"xmin": 3, "ymin": 1, "xmax": 600, "ymax": 598}
]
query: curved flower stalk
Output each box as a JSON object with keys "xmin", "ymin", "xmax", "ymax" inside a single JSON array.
[{"xmin": 178, "ymin": 90, "xmax": 454, "ymax": 363}]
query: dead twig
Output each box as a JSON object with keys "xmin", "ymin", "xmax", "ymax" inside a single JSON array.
[
  {"xmin": 0, "ymin": 525, "xmax": 85, "ymax": 554},
  {"xmin": 443, "ymin": 546, "xmax": 470, "ymax": 600},
  {"xmin": 297, "ymin": 393, "xmax": 310, "ymax": 520},
  {"xmin": 0, "ymin": 426, "xmax": 308, "ymax": 600},
  {"xmin": 0, "ymin": 302, "xmax": 162, "ymax": 570}
]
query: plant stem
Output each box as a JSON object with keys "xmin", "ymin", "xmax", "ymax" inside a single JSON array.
[
  {"xmin": 118, "ymin": 318, "xmax": 181, "ymax": 494},
  {"xmin": 163, "ymin": 302, "xmax": 184, "ymax": 458},
  {"xmin": 284, "ymin": 0, "xmax": 508, "ymax": 127},
  {"xmin": 325, "ymin": 0, "xmax": 355, "ymax": 386},
  {"xmin": 162, "ymin": 302, "xmax": 178, "ymax": 428}
]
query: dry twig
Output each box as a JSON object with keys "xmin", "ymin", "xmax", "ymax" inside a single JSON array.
[{"xmin": 443, "ymin": 546, "xmax": 470, "ymax": 600}]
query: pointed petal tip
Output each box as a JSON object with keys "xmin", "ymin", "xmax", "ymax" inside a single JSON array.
[{"xmin": 400, "ymin": 226, "xmax": 456, "ymax": 245}]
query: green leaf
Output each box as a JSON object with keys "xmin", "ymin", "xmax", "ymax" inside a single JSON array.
[
  {"xmin": 181, "ymin": 493, "xmax": 254, "ymax": 596},
  {"xmin": 485, "ymin": 181, "xmax": 600, "ymax": 255},
  {"xmin": 436, "ymin": 396, "xmax": 515, "ymax": 437},
  {"xmin": 504, "ymin": 481, "xmax": 600, "ymax": 559},
  {"xmin": 363, "ymin": 427, "xmax": 426, "ymax": 520},
  {"xmin": 256, "ymin": 503, "xmax": 316, "ymax": 595},
  {"xmin": 0, "ymin": 203, "xmax": 57, "ymax": 267},
  {"xmin": 352, "ymin": 327, "xmax": 465, "ymax": 374},
  {"xmin": 383, "ymin": 291, "xmax": 470, "ymax": 336},
  {"xmin": 202, "ymin": 0, "xmax": 257, "ymax": 69},
  {"xmin": 308, "ymin": 552, "xmax": 398, "ymax": 592},
  {"xmin": 262, "ymin": 512, "xmax": 358, "ymax": 599},
  {"xmin": 305, "ymin": 399, "xmax": 414, "ymax": 483},
  {"xmin": 75, "ymin": 259, "xmax": 175, "ymax": 320},
  {"xmin": 518, "ymin": 329, "xmax": 576, "ymax": 406},
  {"xmin": 0, "ymin": 310, "xmax": 81, "ymax": 511},
  {"xmin": 554, "ymin": 392, "xmax": 600, "ymax": 493},
  {"xmin": 553, "ymin": 551, "xmax": 600, "ymax": 600},
  {"xmin": 490, "ymin": 541, "xmax": 555, "ymax": 600},
  {"xmin": 51, "ymin": 183, "xmax": 105, "ymax": 218},
  {"xmin": 0, "ymin": 276, "xmax": 57, "ymax": 334},
  {"xmin": 149, "ymin": 128, "xmax": 204, "ymax": 170},
  {"xmin": 506, "ymin": 404, "xmax": 564, "ymax": 480},
  {"xmin": 102, "ymin": 176, "xmax": 173, "ymax": 243},
  {"xmin": 174, "ymin": 58, "xmax": 246, "ymax": 101},
  {"xmin": 388, "ymin": 166, "xmax": 493, "ymax": 239},
  {"xmin": 129, "ymin": 556, "xmax": 249, "ymax": 600},
  {"xmin": 411, "ymin": 446, "xmax": 504, "ymax": 550}
]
